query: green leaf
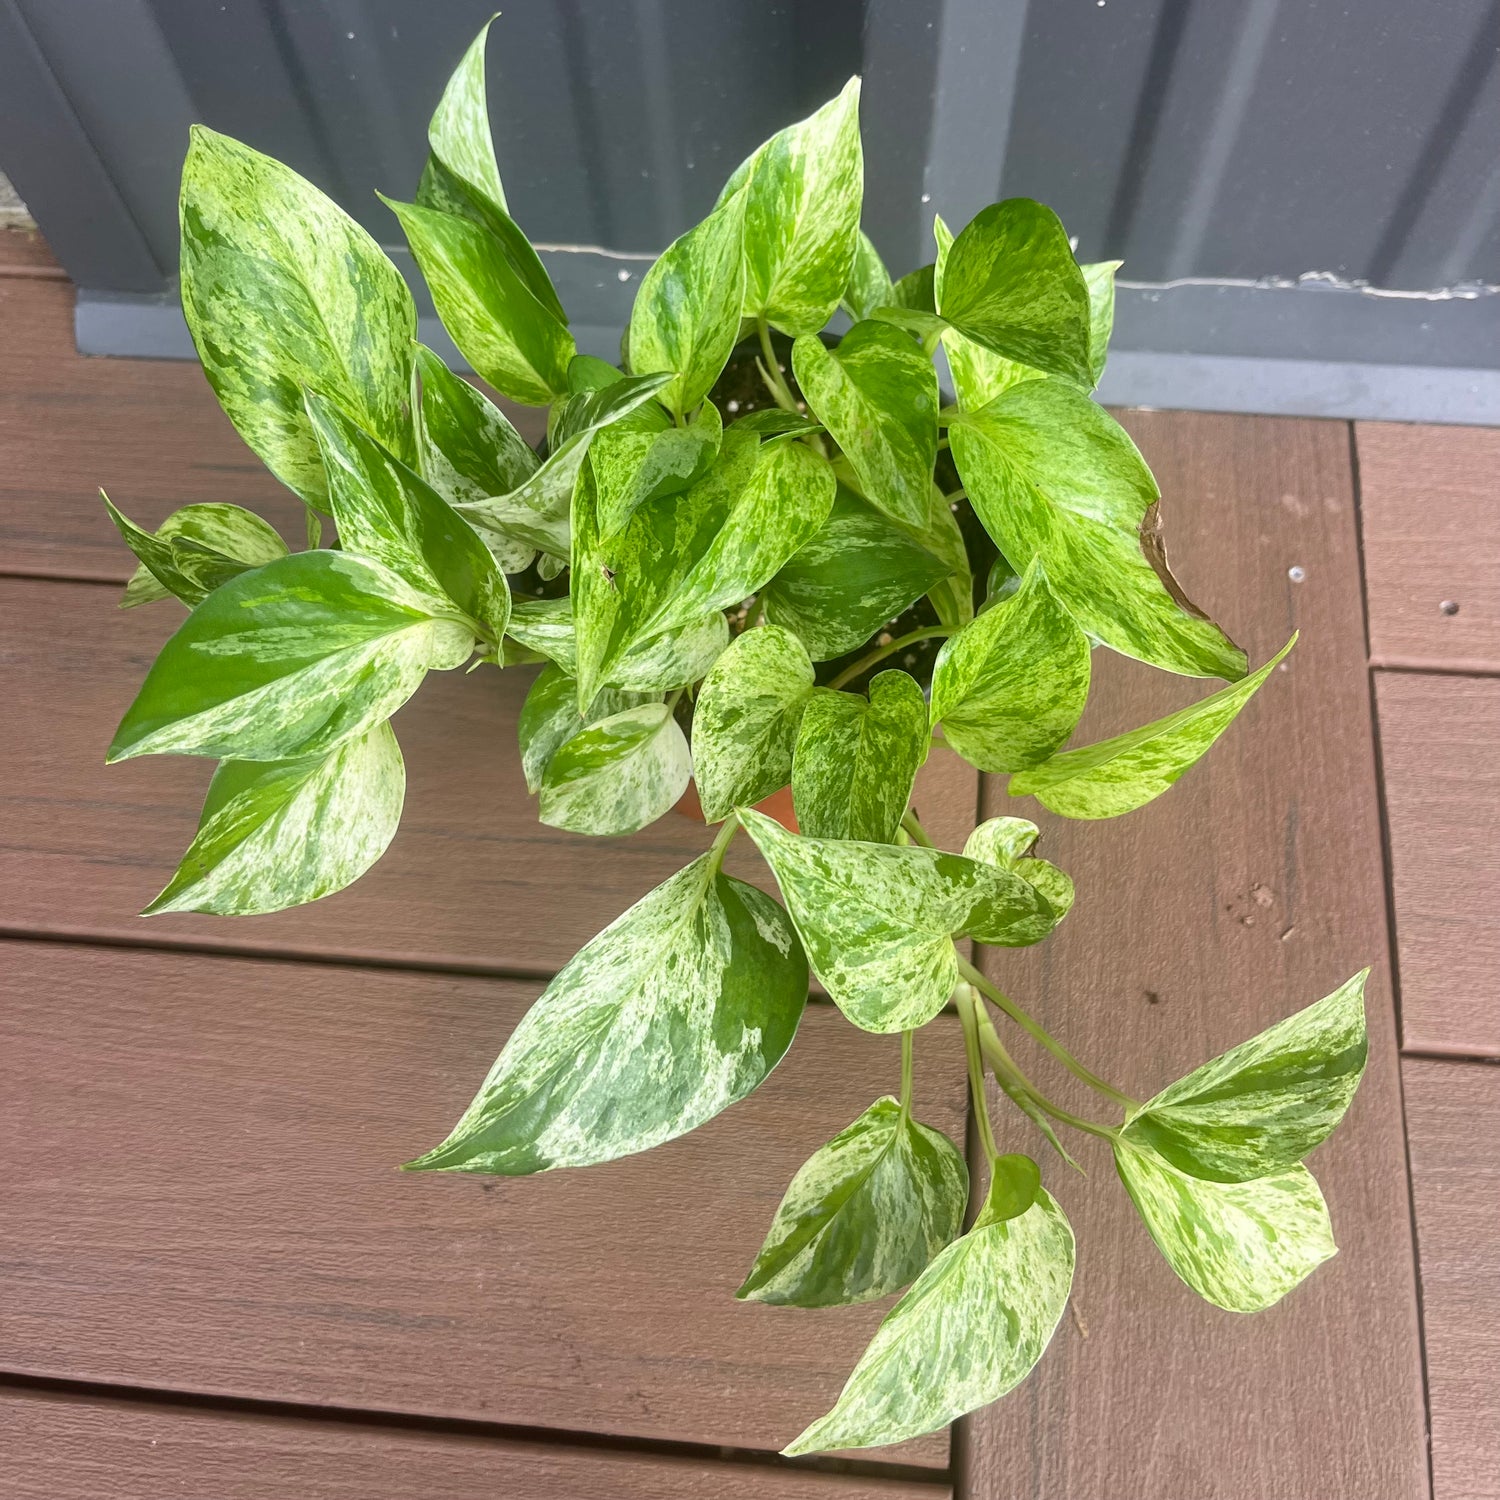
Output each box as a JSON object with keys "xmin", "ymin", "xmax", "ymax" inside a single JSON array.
[
  {"xmin": 144, "ymin": 723, "xmax": 404, "ymax": 915},
  {"xmin": 962, "ymin": 817, "xmax": 1074, "ymax": 943},
  {"xmin": 740, "ymin": 809, "xmax": 1056, "ymax": 1033},
  {"xmin": 406, "ymin": 852, "xmax": 808, "ymax": 1173},
  {"xmin": 507, "ymin": 596, "xmax": 577, "ymax": 673},
  {"xmin": 573, "ymin": 432, "xmax": 835, "ymax": 709},
  {"xmin": 628, "ymin": 191, "xmax": 747, "ymax": 417},
  {"xmin": 721, "ymin": 78, "xmax": 863, "ymax": 336},
  {"xmin": 738, "ymin": 1096, "xmax": 967, "ymax": 1307},
  {"xmin": 108, "ymin": 551, "xmax": 473, "ymax": 764},
  {"xmin": 179, "ymin": 127, "xmax": 416, "ymax": 509},
  {"xmin": 930, "ymin": 559, "xmax": 1090, "ymax": 773},
  {"xmin": 935, "ymin": 199, "xmax": 1091, "ymax": 387},
  {"xmin": 591, "ymin": 399, "xmax": 722, "ymax": 539},
  {"xmin": 606, "ymin": 612, "xmax": 730, "ymax": 693},
  {"xmin": 730, "ymin": 408, "xmax": 824, "ymax": 440},
  {"xmin": 423, "ymin": 17, "xmax": 507, "ymax": 219},
  {"xmin": 912, "ymin": 482, "xmax": 973, "ymax": 630},
  {"xmin": 792, "ymin": 321, "xmax": 938, "ymax": 528},
  {"xmin": 950, "ymin": 379, "xmax": 1246, "ymax": 680},
  {"xmin": 842, "ymin": 230, "xmax": 893, "ymax": 321},
  {"xmin": 305, "ymin": 392, "xmax": 510, "ymax": 644},
  {"xmin": 384, "ymin": 193, "xmax": 574, "ymax": 405},
  {"xmin": 891, "ymin": 262, "xmax": 937, "ymax": 314},
  {"xmin": 538, "ymin": 700, "xmax": 691, "ymax": 837},
  {"xmin": 792, "ymin": 671, "xmax": 929, "ymax": 843},
  {"xmin": 1082, "ymin": 259, "xmax": 1121, "ymax": 385},
  {"xmin": 692, "ymin": 625, "xmax": 816, "ymax": 822},
  {"xmin": 105, "ymin": 496, "xmax": 287, "ymax": 609},
  {"xmin": 1114, "ymin": 1145, "xmax": 1336, "ymax": 1312},
  {"xmin": 517, "ymin": 665, "xmax": 646, "ymax": 794},
  {"xmin": 1123, "ymin": 971, "xmax": 1368, "ymax": 1183},
  {"xmin": 1010, "ymin": 636, "xmax": 1295, "ymax": 818},
  {"xmin": 783, "ymin": 1178, "xmax": 1074, "ymax": 1455},
  {"xmin": 760, "ymin": 486, "xmax": 949, "ymax": 661}
]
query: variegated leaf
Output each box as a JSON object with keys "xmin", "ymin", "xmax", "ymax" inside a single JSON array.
[
  {"xmin": 384, "ymin": 192, "xmax": 574, "ymax": 406},
  {"xmin": 914, "ymin": 482, "xmax": 974, "ymax": 630},
  {"xmin": 1009, "ymin": 636, "xmax": 1296, "ymax": 819},
  {"xmin": 692, "ymin": 625, "xmax": 816, "ymax": 823},
  {"xmin": 1123, "ymin": 970, "xmax": 1369, "ymax": 1183},
  {"xmin": 730, "ymin": 409, "xmax": 824, "ymax": 441},
  {"xmin": 740, "ymin": 808, "xmax": 1056, "ymax": 1032},
  {"xmin": 720, "ymin": 78, "xmax": 863, "ymax": 336},
  {"xmin": 738, "ymin": 1096, "xmax": 968, "ymax": 1307},
  {"xmin": 305, "ymin": 392, "xmax": 510, "ymax": 645},
  {"xmin": 106, "ymin": 496, "xmax": 287, "ymax": 609},
  {"xmin": 784, "ymin": 1170, "xmax": 1074, "ymax": 1455},
  {"xmin": 607, "ymin": 611, "xmax": 730, "ymax": 693},
  {"xmin": 144, "ymin": 723, "xmax": 404, "ymax": 915},
  {"xmin": 108, "ymin": 551, "xmax": 473, "ymax": 764},
  {"xmin": 930, "ymin": 559, "xmax": 1090, "ymax": 773},
  {"xmin": 179, "ymin": 127, "xmax": 416, "ymax": 509},
  {"xmin": 963, "ymin": 817, "xmax": 1074, "ymax": 944},
  {"xmin": 406, "ymin": 853, "xmax": 808, "ymax": 1173},
  {"xmin": 842, "ymin": 229, "xmax": 893, "ymax": 322},
  {"xmin": 793, "ymin": 320, "xmax": 938, "ymax": 528},
  {"xmin": 1082, "ymin": 259, "xmax": 1121, "ymax": 385},
  {"xmin": 506, "ymin": 596, "xmax": 577, "ymax": 674},
  {"xmin": 539, "ymin": 700, "xmax": 691, "ymax": 837},
  {"xmin": 935, "ymin": 199, "xmax": 1091, "ymax": 387},
  {"xmin": 792, "ymin": 671, "xmax": 929, "ymax": 844},
  {"xmin": 629, "ymin": 190, "xmax": 747, "ymax": 417},
  {"xmin": 1115, "ymin": 1144, "xmax": 1336, "ymax": 1312},
  {"xmin": 517, "ymin": 665, "xmax": 646, "ymax": 794},
  {"xmin": 949, "ymin": 379, "xmax": 1247, "ymax": 681},
  {"xmin": 592, "ymin": 399, "xmax": 722, "ymax": 539},
  {"xmin": 761, "ymin": 486, "xmax": 949, "ymax": 661}
]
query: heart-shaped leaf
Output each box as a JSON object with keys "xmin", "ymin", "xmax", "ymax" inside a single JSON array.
[
  {"xmin": 738, "ymin": 1096, "xmax": 968, "ymax": 1307},
  {"xmin": 962, "ymin": 818, "xmax": 1075, "ymax": 942},
  {"xmin": 592, "ymin": 399, "xmax": 723, "ymax": 539},
  {"xmin": 950, "ymin": 379, "xmax": 1247, "ymax": 681},
  {"xmin": 144, "ymin": 723, "xmax": 404, "ymax": 916},
  {"xmin": 517, "ymin": 665, "xmax": 647, "ymax": 794},
  {"xmin": 179, "ymin": 127, "xmax": 416, "ymax": 510},
  {"xmin": 692, "ymin": 625, "xmax": 816, "ymax": 822},
  {"xmin": 406, "ymin": 852, "xmax": 808, "ymax": 1173},
  {"xmin": 105, "ymin": 496, "xmax": 287, "ymax": 609},
  {"xmin": 606, "ymin": 612, "xmax": 731, "ymax": 693},
  {"xmin": 792, "ymin": 671, "xmax": 929, "ymax": 843},
  {"xmin": 1009, "ymin": 636, "xmax": 1296, "ymax": 819},
  {"xmin": 741, "ymin": 809, "xmax": 1056, "ymax": 1032},
  {"xmin": 930, "ymin": 559, "xmax": 1090, "ymax": 772},
  {"xmin": 1114, "ymin": 1144, "xmax": 1336, "ymax": 1312}
]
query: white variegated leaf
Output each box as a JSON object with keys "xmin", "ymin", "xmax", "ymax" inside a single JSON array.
[
  {"xmin": 106, "ymin": 496, "xmax": 288, "ymax": 609},
  {"xmin": 962, "ymin": 817, "xmax": 1075, "ymax": 942},
  {"xmin": 607, "ymin": 611, "xmax": 731, "ymax": 693},
  {"xmin": 517, "ymin": 665, "xmax": 647, "ymax": 794},
  {"xmin": 591, "ymin": 399, "xmax": 722, "ymax": 539},
  {"xmin": 1082, "ymin": 259, "xmax": 1122, "ymax": 384},
  {"xmin": 539, "ymin": 701, "xmax": 691, "ymax": 836},
  {"xmin": 842, "ymin": 229, "xmax": 893, "ymax": 322}
]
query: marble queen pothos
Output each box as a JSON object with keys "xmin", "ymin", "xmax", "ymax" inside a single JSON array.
[{"xmin": 101, "ymin": 18, "xmax": 1370, "ymax": 1456}]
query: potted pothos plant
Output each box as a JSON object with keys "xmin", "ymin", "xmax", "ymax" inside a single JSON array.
[{"xmin": 101, "ymin": 20, "xmax": 1369, "ymax": 1456}]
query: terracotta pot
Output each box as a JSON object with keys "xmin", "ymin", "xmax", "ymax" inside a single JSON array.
[{"xmin": 674, "ymin": 780, "xmax": 798, "ymax": 832}]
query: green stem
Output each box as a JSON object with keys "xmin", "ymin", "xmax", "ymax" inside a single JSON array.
[
  {"xmin": 956, "ymin": 984, "xmax": 1001, "ymax": 1162},
  {"xmin": 742, "ymin": 595, "xmax": 765, "ymax": 630},
  {"xmin": 756, "ymin": 317, "xmax": 800, "ymax": 414},
  {"xmin": 975, "ymin": 1012, "xmax": 1120, "ymax": 1143},
  {"xmin": 900, "ymin": 1030, "xmax": 914, "ymax": 1117},
  {"xmin": 828, "ymin": 625, "xmax": 957, "ymax": 691},
  {"xmin": 958, "ymin": 956, "xmax": 1137, "ymax": 1110},
  {"xmin": 705, "ymin": 813, "xmax": 739, "ymax": 876},
  {"xmin": 900, "ymin": 809, "xmax": 935, "ymax": 847}
]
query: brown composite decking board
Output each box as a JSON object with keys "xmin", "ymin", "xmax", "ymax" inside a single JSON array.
[
  {"xmin": 1376, "ymin": 671, "xmax": 1500, "ymax": 1057},
  {"xmin": 0, "ymin": 1389, "xmax": 950, "ymax": 1500},
  {"xmin": 0, "ymin": 938, "xmax": 964, "ymax": 1467},
  {"xmin": 961, "ymin": 411, "xmax": 1428, "ymax": 1499},
  {"xmin": 1402, "ymin": 1058, "xmax": 1500, "ymax": 1500},
  {"xmin": 1357, "ymin": 422, "xmax": 1500, "ymax": 674}
]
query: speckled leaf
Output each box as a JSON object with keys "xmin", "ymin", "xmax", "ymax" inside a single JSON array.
[
  {"xmin": 384, "ymin": 193, "xmax": 574, "ymax": 405},
  {"xmin": 720, "ymin": 78, "xmax": 863, "ymax": 336},
  {"xmin": 1082, "ymin": 260, "xmax": 1121, "ymax": 384},
  {"xmin": 962, "ymin": 817, "xmax": 1074, "ymax": 944},
  {"xmin": 573, "ymin": 433, "xmax": 834, "ymax": 709},
  {"xmin": 950, "ymin": 379, "xmax": 1246, "ymax": 680},
  {"xmin": 793, "ymin": 320, "xmax": 938, "ymax": 528},
  {"xmin": 306, "ymin": 393, "xmax": 509, "ymax": 645},
  {"xmin": 1010, "ymin": 636, "xmax": 1295, "ymax": 819},
  {"xmin": 784, "ymin": 1177, "xmax": 1074, "ymax": 1455},
  {"xmin": 144, "ymin": 722, "xmax": 404, "ymax": 916},
  {"xmin": 507, "ymin": 596, "xmax": 577, "ymax": 673},
  {"xmin": 538, "ymin": 700, "xmax": 691, "ymax": 836},
  {"xmin": 629, "ymin": 191, "xmax": 747, "ymax": 416},
  {"xmin": 179, "ymin": 127, "xmax": 416, "ymax": 509},
  {"xmin": 741, "ymin": 808, "xmax": 1055, "ymax": 1033},
  {"xmin": 930, "ymin": 559, "xmax": 1090, "ymax": 772},
  {"xmin": 843, "ymin": 230, "xmax": 893, "ymax": 321},
  {"xmin": 607, "ymin": 611, "xmax": 730, "ymax": 693},
  {"xmin": 731, "ymin": 409, "xmax": 824, "ymax": 440},
  {"xmin": 738, "ymin": 1097, "xmax": 968, "ymax": 1307},
  {"xmin": 1123, "ymin": 970, "xmax": 1368, "ymax": 1183},
  {"xmin": 106, "ymin": 496, "xmax": 287, "ymax": 609},
  {"xmin": 1114, "ymin": 1145, "xmax": 1336, "ymax": 1312},
  {"xmin": 406, "ymin": 853, "xmax": 808, "ymax": 1173},
  {"xmin": 592, "ymin": 399, "xmax": 722, "ymax": 538},
  {"xmin": 692, "ymin": 625, "xmax": 816, "ymax": 822},
  {"xmin": 935, "ymin": 199, "xmax": 1091, "ymax": 387},
  {"xmin": 792, "ymin": 672, "xmax": 928, "ymax": 844},
  {"xmin": 913, "ymin": 482, "xmax": 973, "ymax": 630},
  {"xmin": 761, "ymin": 486, "xmax": 949, "ymax": 661},
  {"xmin": 108, "ymin": 551, "xmax": 473, "ymax": 764},
  {"xmin": 517, "ymin": 665, "xmax": 646, "ymax": 794}
]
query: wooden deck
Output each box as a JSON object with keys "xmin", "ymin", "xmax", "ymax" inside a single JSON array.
[{"xmin": 1, "ymin": 224, "xmax": 1494, "ymax": 1498}]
